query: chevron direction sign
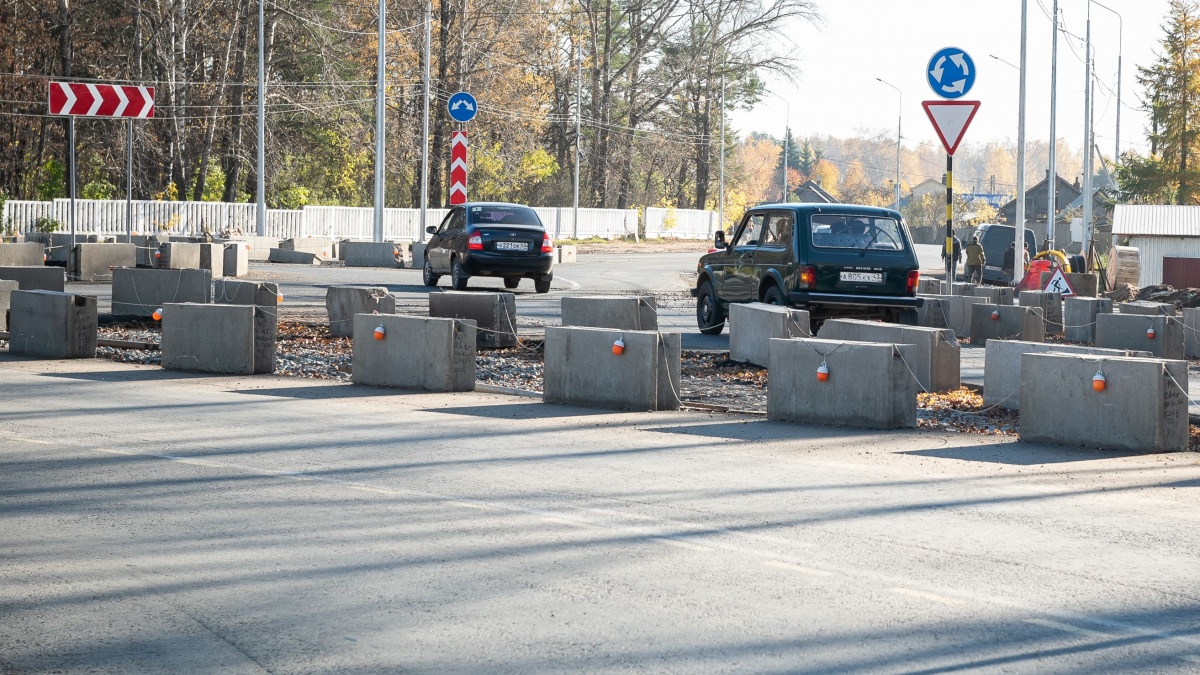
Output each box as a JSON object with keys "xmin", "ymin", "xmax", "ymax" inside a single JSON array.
[
  {"xmin": 48, "ymin": 81, "xmax": 155, "ymax": 118},
  {"xmin": 449, "ymin": 130, "xmax": 467, "ymax": 205}
]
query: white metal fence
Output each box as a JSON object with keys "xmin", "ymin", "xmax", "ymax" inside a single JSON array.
[
  {"xmin": 644, "ymin": 207, "xmax": 719, "ymax": 239},
  {"xmin": 3, "ymin": 199, "xmax": 715, "ymax": 241}
]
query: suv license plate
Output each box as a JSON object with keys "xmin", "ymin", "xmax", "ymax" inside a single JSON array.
[
  {"xmin": 494, "ymin": 241, "xmax": 527, "ymax": 251},
  {"xmin": 840, "ymin": 271, "xmax": 883, "ymax": 283}
]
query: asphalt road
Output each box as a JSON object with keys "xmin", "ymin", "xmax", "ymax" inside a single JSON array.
[{"xmin": 2, "ymin": 357, "xmax": 1199, "ymax": 673}]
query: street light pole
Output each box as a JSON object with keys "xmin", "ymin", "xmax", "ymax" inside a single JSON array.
[
  {"xmin": 876, "ymin": 78, "xmax": 902, "ymax": 211},
  {"xmin": 781, "ymin": 100, "xmax": 790, "ymax": 202},
  {"xmin": 1091, "ymin": 1, "xmax": 1123, "ymax": 161},
  {"xmin": 1083, "ymin": 4, "xmax": 1094, "ymax": 261},
  {"xmin": 1015, "ymin": 0, "xmax": 1029, "ymax": 285},
  {"xmin": 256, "ymin": 0, "xmax": 266, "ymax": 236},
  {"xmin": 1048, "ymin": 0, "xmax": 1059, "ymax": 249},
  {"xmin": 418, "ymin": 0, "xmax": 431, "ymax": 242},
  {"xmin": 718, "ymin": 63, "xmax": 726, "ymax": 232},
  {"xmin": 372, "ymin": 0, "xmax": 386, "ymax": 243}
]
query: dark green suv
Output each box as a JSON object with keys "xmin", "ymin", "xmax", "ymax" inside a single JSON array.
[{"xmin": 693, "ymin": 204, "xmax": 923, "ymax": 334}]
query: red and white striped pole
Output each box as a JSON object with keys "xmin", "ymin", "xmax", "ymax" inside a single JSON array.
[{"xmin": 450, "ymin": 130, "xmax": 467, "ymax": 205}]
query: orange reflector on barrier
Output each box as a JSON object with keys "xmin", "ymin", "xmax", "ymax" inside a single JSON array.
[
  {"xmin": 152, "ymin": 308, "xmax": 163, "ymax": 321},
  {"xmin": 991, "ymin": 310, "xmax": 1000, "ymax": 321},
  {"xmin": 1092, "ymin": 371, "xmax": 1106, "ymax": 392},
  {"xmin": 1147, "ymin": 327, "xmax": 1156, "ymax": 339},
  {"xmin": 374, "ymin": 325, "xmax": 386, "ymax": 340},
  {"xmin": 817, "ymin": 363, "xmax": 830, "ymax": 382},
  {"xmin": 612, "ymin": 338, "xmax": 625, "ymax": 355}
]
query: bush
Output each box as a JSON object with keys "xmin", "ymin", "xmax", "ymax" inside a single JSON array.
[{"xmin": 34, "ymin": 216, "xmax": 62, "ymax": 233}]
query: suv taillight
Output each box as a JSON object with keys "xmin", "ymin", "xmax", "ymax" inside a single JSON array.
[
  {"xmin": 542, "ymin": 233, "xmax": 554, "ymax": 253},
  {"xmin": 467, "ymin": 234, "xmax": 483, "ymax": 251},
  {"xmin": 799, "ymin": 266, "xmax": 816, "ymax": 288},
  {"xmin": 906, "ymin": 270, "xmax": 920, "ymax": 295}
]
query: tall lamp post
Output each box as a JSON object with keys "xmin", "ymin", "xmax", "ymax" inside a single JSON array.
[
  {"xmin": 1091, "ymin": 1, "xmax": 1123, "ymax": 161},
  {"xmin": 875, "ymin": 78, "xmax": 902, "ymax": 211}
]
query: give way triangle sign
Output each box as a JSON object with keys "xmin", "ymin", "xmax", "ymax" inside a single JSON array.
[{"xmin": 922, "ymin": 100, "xmax": 981, "ymax": 155}]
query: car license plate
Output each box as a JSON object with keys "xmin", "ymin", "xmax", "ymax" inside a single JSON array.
[
  {"xmin": 494, "ymin": 241, "xmax": 527, "ymax": 251},
  {"xmin": 840, "ymin": 271, "xmax": 883, "ymax": 283}
]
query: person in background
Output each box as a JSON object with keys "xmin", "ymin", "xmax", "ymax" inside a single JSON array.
[
  {"xmin": 1023, "ymin": 242, "xmax": 1032, "ymax": 269},
  {"xmin": 941, "ymin": 234, "xmax": 963, "ymax": 279},
  {"xmin": 1002, "ymin": 242, "xmax": 1016, "ymax": 283},
  {"xmin": 964, "ymin": 235, "xmax": 986, "ymax": 284}
]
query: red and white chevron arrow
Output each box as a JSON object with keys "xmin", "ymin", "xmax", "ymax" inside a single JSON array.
[
  {"xmin": 48, "ymin": 81, "xmax": 155, "ymax": 118},
  {"xmin": 449, "ymin": 130, "xmax": 467, "ymax": 205}
]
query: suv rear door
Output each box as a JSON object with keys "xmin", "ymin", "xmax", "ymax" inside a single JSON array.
[
  {"xmin": 804, "ymin": 213, "xmax": 913, "ymax": 295},
  {"xmin": 753, "ymin": 210, "xmax": 795, "ymax": 290},
  {"xmin": 717, "ymin": 212, "xmax": 765, "ymax": 303}
]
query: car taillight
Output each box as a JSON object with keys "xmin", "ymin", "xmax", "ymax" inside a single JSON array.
[
  {"xmin": 906, "ymin": 270, "xmax": 920, "ymax": 295},
  {"xmin": 467, "ymin": 234, "xmax": 483, "ymax": 251},
  {"xmin": 799, "ymin": 266, "xmax": 816, "ymax": 288},
  {"xmin": 542, "ymin": 233, "xmax": 554, "ymax": 253}
]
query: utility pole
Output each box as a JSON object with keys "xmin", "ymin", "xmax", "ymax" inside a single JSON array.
[
  {"xmin": 1015, "ymin": 0, "xmax": 1029, "ymax": 285},
  {"xmin": 876, "ymin": 78, "xmax": 902, "ymax": 211},
  {"xmin": 572, "ymin": 37, "xmax": 582, "ymax": 240},
  {"xmin": 1048, "ymin": 0, "xmax": 1058, "ymax": 249},
  {"xmin": 372, "ymin": 0, "xmax": 386, "ymax": 243},
  {"xmin": 1083, "ymin": 5, "xmax": 1094, "ymax": 263},
  {"xmin": 419, "ymin": 0, "xmax": 431, "ymax": 242},
  {"xmin": 718, "ymin": 63, "xmax": 726, "ymax": 232},
  {"xmin": 780, "ymin": 101, "xmax": 789, "ymax": 201},
  {"xmin": 256, "ymin": 0, "xmax": 266, "ymax": 236}
]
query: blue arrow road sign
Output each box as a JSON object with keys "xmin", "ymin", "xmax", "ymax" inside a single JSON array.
[
  {"xmin": 927, "ymin": 47, "xmax": 976, "ymax": 100},
  {"xmin": 447, "ymin": 91, "xmax": 478, "ymax": 123}
]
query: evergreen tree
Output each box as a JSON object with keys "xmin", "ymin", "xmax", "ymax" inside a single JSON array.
[{"xmin": 1133, "ymin": 0, "xmax": 1200, "ymax": 203}]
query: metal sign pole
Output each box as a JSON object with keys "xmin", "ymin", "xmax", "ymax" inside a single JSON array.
[
  {"xmin": 68, "ymin": 115, "xmax": 76, "ymax": 245},
  {"xmin": 945, "ymin": 154, "xmax": 953, "ymax": 293},
  {"xmin": 126, "ymin": 118, "xmax": 134, "ymax": 241},
  {"xmin": 419, "ymin": 0, "xmax": 431, "ymax": 242}
]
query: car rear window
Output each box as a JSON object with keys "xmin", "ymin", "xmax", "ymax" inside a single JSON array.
[
  {"xmin": 468, "ymin": 206, "xmax": 542, "ymax": 227},
  {"xmin": 810, "ymin": 214, "xmax": 907, "ymax": 251}
]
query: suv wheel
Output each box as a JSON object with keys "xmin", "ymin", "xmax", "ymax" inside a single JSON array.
[
  {"xmin": 696, "ymin": 281, "xmax": 725, "ymax": 335},
  {"xmin": 762, "ymin": 285, "xmax": 786, "ymax": 306},
  {"xmin": 534, "ymin": 276, "xmax": 552, "ymax": 294},
  {"xmin": 503, "ymin": 277, "xmax": 521, "ymax": 289},
  {"xmin": 422, "ymin": 258, "xmax": 440, "ymax": 287},
  {"xmin": 450, "ymin": 258, "xmax": 469, "ymax": 290}
]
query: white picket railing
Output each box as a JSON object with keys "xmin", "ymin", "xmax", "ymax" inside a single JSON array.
[
  {"xmin": 644, "ymin": 207, "xmax": 719, "ymax": 239},
  {"xmin": 2, "ymin": 199, "xmax": 698, "ymax": 241}
]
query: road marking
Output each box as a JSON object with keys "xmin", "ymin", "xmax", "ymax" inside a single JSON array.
[
  {"xmin": 541, "ymin": 516, "xmax": 596, "ymax": 529},
  {"xmin": 888, "ymin": 587, "xmax": 965, "ymax": 605},
  {"xmin": 655, "ymin": 537, "xmax": 712, "ymax": 552},
  {"xmin": 762, "ymin": 560, "xmax": 832, "ymax": 577},
  {"xmin": 554, "ymin": 275, "xmax": 582, "ymax": 291},
  {"xmin": 11, "ymin": 437, "xmax": 53, "ymax": 445},
  {"xmin": 1023, "ymin": 618, "xmax": 1112, "ymax": 639}
]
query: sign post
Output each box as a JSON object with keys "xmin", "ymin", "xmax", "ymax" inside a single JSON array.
[
  {"xmin": 924, "ymin": 47, "xmax": 978, "ymax": 296},
  {"xmin": 48, "ymin": 82, "xmax": 155, "ymax": 248},
  {"xmin": 447, "ymin": 92, "xmax": 477, "ymax": 206}
]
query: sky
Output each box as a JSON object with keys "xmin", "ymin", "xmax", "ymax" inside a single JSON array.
[{"xmin": 730, "ymin": 0, "xmax": 1167, "ymax": 160}]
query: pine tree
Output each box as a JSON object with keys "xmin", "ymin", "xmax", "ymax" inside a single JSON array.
[{"xmin": 1133, "ymin": 0, "xmax": 1200, "ymax": 203}]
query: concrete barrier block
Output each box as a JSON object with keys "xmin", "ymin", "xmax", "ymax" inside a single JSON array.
[
  {"xmin": 544, "ymin": 327, "xmax": 681, "ymax": 411},
  {"xmin": 223, "ymin": 243, "xmax": 249, "ymax": 277},
  {"xmin": 411, "ymin": 243, "xmax": 426, "ymax": 269},
  {"xmin": 1064, "ymin": 297, "xmax": 1113, "ymax": 343},
  {"xmin": 198, "ymin": 243, "xmax": 225, "ymax": 280},
  {"xmin": 268, "ymin": 248, "xmax": 321, "ymax": 265},
  {"xmin": 0, "ymin": 242, "xmax": 45, "ymax": 266},
  {"xmin": 0, "ymin": 266, "xmax": 65, "ymax": 292},
  {"xmin": 729, "ymin": 302, "xmax": 811, "ymax": 367},
  {"xmin": 556, "ymin": 245, "xmax": 578, "ymax": 264},
  {"xmin": 47, "ymin": 234, "xmax": 97, "ymax": 263},
  {"xmin": 1120, "ymin": 301, "xmax": 1176, "ymax": 316},
  {"xmin": 983, "ymin": 340, "xmax": 1151, "ymax": 410},
  {"xmin": 214, "ymin": 279, "xmax": 278, "ymax": 374},
  {"xmin": 940, "ymin": 282, "xmax": 976, "ymax": 296},
  {"xmin": 118, "ymin": 234, "xmax": 170, "ymax": 267},
  {"xmin": 280, "ymin": 237, "xmax": 334, "ymax": 259},
  {"xmin": 1021, "ymin": 354, "xmax": 1188, "ymax": 452},
  {"xmin": 111, "ymin": 267, "xmax": 212, "ymax": 317},
  {"xmin": 7, "ymin": 290, "xmax": 97, "ymax": 358},
  {"xmin": 972, "ymin": 286, "xmax": 1014, "ymax": 305},
  {"xmin": 343, "ymin": 241, "xmax": 400, "ymax": 268},
  {"xmin": 70, "ymin": 243, "xmax": 135, "ymax": 282},
  {"xmin": 428, "ymin": 291, "xmax": 517, "ymax": 348},
  {"xmin": 917, "ymin": 278, "xmax": 941, "ymax": 295},
  {"xmin": 352, "ymin": 314, "xmax": 477, "ymax": 392},
  {"xmin": 156, "ymin": 242, "xmax": 202, "ymax": 269},
  {"xmin": 819, "ymin": 319, "xmax": 960, "ymax": 392},
  {"xmin": 325, "ymin": 286, "xmax": 395, "ymax": 337},
  {"xmin": 161, "ymin": 303, "xmax": 255, "ymax": 374},
  {"xmin": 1094, "ymin": 313, "xmax": 1184, "ymax": 359},
  {"xmin": 561, "ymin": 295, "xmax": 657, "ymax": 331},
  {"xmin": 226, "ymin": 236, "xmax": 279, "ymax": 261},
  {"xmin": 0, "ymin": 279, "xmax": 19, "ymax": 330},
  {"xmin": 1019, "ymin": 290, "xmax": 1064, "ymax": 335},
  {"xmin": 1184, "ymin": 308, "xmax": 1200, "ymax": 359},
  {"xmin": 918, "ymin": 294, "xmax": 988, "ymax": 338},
  {"xmin": 767, "ymin": 338, "xmax": 917, "ymax": 429},
  {"xmin": 969, "ymin": 304, "xmax": 1044, "ymax": 346}
]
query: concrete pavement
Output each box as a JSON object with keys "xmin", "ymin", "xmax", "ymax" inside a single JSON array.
[{"xmin": 2, "ymin": 356, "xmax": 1200, "ymax": 673}]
